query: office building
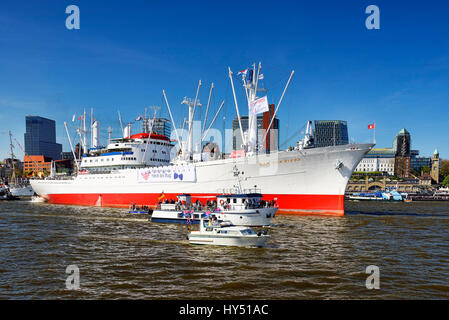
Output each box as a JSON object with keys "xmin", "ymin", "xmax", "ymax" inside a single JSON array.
[
  {"xmin": 24, "ymin": 116, "xmax": 62, "ymax": 160},
  {"xmin": 355, "ymin": 148, "xmax": 395, "ymax": 175},
  {"xmin": 393, "ymin": 128, "xmax": 411, "ymax": 157},
  {"xmin": 23, "ymin": 155, "xmax": 52, "ymax": 175},
  {"xmin": 313, "ymin": 120, "xmax": 348, "ymax": 148},
  {"xmin": 411, "ymin": 156, "xmax": 432, "ymax": 173},
  {"xmin": 232, "ymin": 105, "xmax": 279, "ymax": 152},
  {"xmin": 151, "ymin": 118, "xmax": 171, "ymax": 138}
]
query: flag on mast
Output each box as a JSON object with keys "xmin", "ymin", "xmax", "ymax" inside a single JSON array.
[
  {"xmin": 237, "ymin": 69, "xmax": 248, "ymax": 76},
  {"xmin": 135, "ymin": 115, "xmax": 143, "ymax": 121},
  {"xmin": 368, "ymin": 123, "xmax": 375, "ymax": 129},
  {"xmin": 78, "ymin": 115, "xmax": 83, "ymax": 121},
  {"xmin": 72, "ymin": 114, "xmax": 76, "ymax": 122},
  {"xmin": 249, "ymin": 96, "xmax": 269, "ymax": 115}
]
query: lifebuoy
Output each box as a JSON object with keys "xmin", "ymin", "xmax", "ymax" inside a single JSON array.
[{"xmin": 219, "ymin": 200, "xmax": 225, "ymax": 205}]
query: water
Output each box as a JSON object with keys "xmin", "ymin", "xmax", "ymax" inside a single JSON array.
[{"xmin": 1, "ymin": 200, "xmax": 449, "ymax": 299}]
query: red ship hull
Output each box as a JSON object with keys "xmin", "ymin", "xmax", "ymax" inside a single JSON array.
[{"xmin": 45, "ymin": 193, "xmax": 345, "ymax": 216}]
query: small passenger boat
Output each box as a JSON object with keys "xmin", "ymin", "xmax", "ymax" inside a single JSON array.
[
  {"xmin": 187, "ymin": 217, "xmax": 270, "ymax": 247},
  {"xmin": 150, "ymin": 192, "xmax": 277, "ymax": 227}
]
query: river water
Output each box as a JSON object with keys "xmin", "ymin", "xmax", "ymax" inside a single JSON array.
[{"xmin": 1, "ymin": 200, "xmax": 448, "ymax": 299}]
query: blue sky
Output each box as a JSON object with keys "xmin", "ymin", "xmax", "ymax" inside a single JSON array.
[{"xmin": 1, "ymin": 0, "xmax": 448, "ymax": 160}]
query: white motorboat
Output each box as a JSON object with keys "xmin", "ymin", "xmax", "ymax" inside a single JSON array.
[
  {"xmin": 9, "ymin": 184, "xmax": 34, "ymax": 197},
  {"xmin": 0, "ymin": 184, "xmax": 18, "ymax": 201},
  {"xmin": 187, "ymin": 218, "xmax": 270, "ymax": 247}
]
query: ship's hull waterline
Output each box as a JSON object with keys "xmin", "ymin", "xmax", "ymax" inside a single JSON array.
[{"xmin": 31, "ymin": 143, "xmax": 373, "ymax": 216}]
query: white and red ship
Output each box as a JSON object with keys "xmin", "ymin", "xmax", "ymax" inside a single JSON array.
[{"xmin": 30, "ymin": 64, "xmax": 373, "ymax": 215}]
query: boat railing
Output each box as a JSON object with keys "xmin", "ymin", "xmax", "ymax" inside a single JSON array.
[
  {"xmin": 157, "ymin": 202, "xmax": 217, "ymax": 212},
  {"xmin": 216, "ymin": 187, "xmax": 262, "ymax": 195},
  {"xmin": 29, "ymin": 176, "xmax": 74, "ymax": 181},
  {"xmin": 220, "ymin": 200, "xmax": 277, "ymax": 211}
]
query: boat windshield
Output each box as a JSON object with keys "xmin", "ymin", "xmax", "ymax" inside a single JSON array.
[{"xmin": 240, "ymin": 229, "xmax": 255, "ymax": 235}]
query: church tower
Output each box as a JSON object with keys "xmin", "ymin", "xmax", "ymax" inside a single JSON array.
[{"xmin": 431, "ymin": 149, "xmax": 440, "ymax": 184}]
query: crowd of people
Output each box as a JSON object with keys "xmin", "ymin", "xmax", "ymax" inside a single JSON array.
[
  {"xmin": 157, "ymin": 197, "xmax": 277, "ymax": 211},
  {"xmin": 158, "ymin": 198, "xmax": 217, "ymax": 211}
]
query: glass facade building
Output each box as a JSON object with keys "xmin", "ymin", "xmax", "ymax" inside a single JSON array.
[
  {"xmin": 313, "ymin": 120, "xmax": 349, "ymax": 147},
  {"xmin": 24, "ymin": 116, "xmax": 62, "ymax": 160},
  {"xmin": 151, "ymin": 118, "xmax": 171, "ymax": 138},
  {"xmin": 393, "ymin": 128, "xmax": 411, "ymax": 156},
  {"xmin": 411, "ymin": 156, "xmax": 432, "ymax": 172}
]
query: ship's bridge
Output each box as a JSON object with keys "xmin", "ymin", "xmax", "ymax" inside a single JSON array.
[
  {"xmin": 80, "ymin": 132, "xmax": 174, "ymax": 172},
  {"xmin": 216, "ymin": 193, "xmax": 264, "ymax": 211}
]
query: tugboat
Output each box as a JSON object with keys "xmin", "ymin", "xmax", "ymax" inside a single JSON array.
[{"xmin": 187, "ymin": 217, "xmax": 270, "ymax": 247}]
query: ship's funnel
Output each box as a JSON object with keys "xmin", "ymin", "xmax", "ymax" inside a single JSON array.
[{"xmin": 123, "ymin": 123, "xmax": 131, "ymax": 138}]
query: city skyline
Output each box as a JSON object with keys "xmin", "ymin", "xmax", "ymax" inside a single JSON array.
[{"xmin": 1, "ymin": 0, "xmax": 448, "ymax": 160}]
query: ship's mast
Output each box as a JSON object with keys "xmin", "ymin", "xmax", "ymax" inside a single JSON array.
[
  {"xmin": 117, "ymin": 110, "xmax": 124, "ymax": 137},
  {"xmin": 64, "ymin": 122, "xmax": 80, "ymax": 171},
  {"xmin": 181, "ymin": 80, "xmax": 202, "ymax": 160},
  {"xmin": 229, "ymin": 63, "xmax": 262, "ymax": 154},
  {"xmin": 148, "ymin": 106, "xmax": 161, "ymax": 133},
  {"xmin": 162, "ymin": 90, "xmax": 182, "ymax": 153},
  {"xmin": 261, "ymin": 70, "xmax": 295, "ymax": 147},
  {"xmin": 200, "ymin": 83, "xmax": 214, "ymax": 149},
  {"xmin": 107, "ymin": 126, "xmax": 112, "ymax": 145},
  {"xmin": 90, "ymin": 108, "xmax": 94, "ymax": 147},
  {"xmin": 245, "ymin": 63, "xmax": 261, "ymax": 154},
  {"xmin": 9, "ymin": 131, "xmax": 16, "ymax": 183},
  {"xmin": 82, "ymin": 108, "xmax": 87, "ymax": 154}
]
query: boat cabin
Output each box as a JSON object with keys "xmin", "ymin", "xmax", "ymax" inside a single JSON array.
[
  {"xmin": 216, "ymin": 193, "xmax": 264, "ymax": 211},
  {"xmin": 160, "ymin": 193, "xmax": 192, "ymax": 210}
]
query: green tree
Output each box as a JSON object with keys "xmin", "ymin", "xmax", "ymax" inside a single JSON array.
[
  {"xmin": 442, "ymin": 175, "xmax": 449, "ymax": 187},
  {"xmin": 421, "ymin": 166, "xmax": 431, "ymax": 174},
  {"xmin": 440, "ymin": 160, "xmax": 449, "ymax": 179}
]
